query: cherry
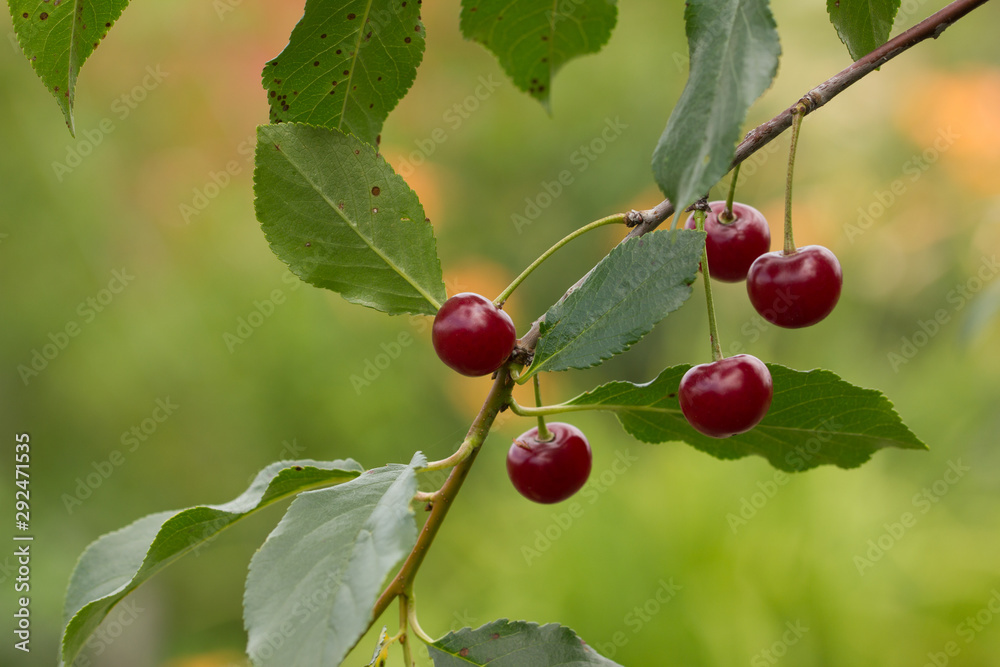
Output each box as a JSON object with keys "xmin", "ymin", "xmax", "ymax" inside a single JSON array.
[
  {"xmin": 506, "ymin": 422, "xmax": 592, "ymax": 504},
  {"xmin": 432, "ymin": 293, "xmax": 516, "ymax": 376},
  {"xmin": 684, "ymin": 200, "xmax": 771, "ymax": 282},
  {"xmin": 746, "ymin": 245, "xmax": 842, "ymax": 328},
  {"xmin": 678, "ymin": 354, "xmax": 773, "ymax": 438}
]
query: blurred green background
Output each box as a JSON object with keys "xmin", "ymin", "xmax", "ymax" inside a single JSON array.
[{"xmin": 2, "ymin": 1, "xmax": 999, "ymax": 665}]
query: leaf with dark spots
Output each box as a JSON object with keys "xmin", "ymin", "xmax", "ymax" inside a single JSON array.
[
  {"xmin": 10, "ymin": 0, "xmax": 133, "ymax": 134},
  {"xmin": 262, "ymin": 0, "xmax": 425, "ymax": 146}
]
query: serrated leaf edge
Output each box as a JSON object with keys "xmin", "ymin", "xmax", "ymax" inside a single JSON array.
[
  {"xmin": 569, "ymin": 363, "xmax": 928, "ymax": 450},
  {"xmin": 60, "ymin": 461, "xmax": 362, "ymax": 666},
  {"xmin": 253, "ymin": 122, "xmax": 445, "ymax": 314}
]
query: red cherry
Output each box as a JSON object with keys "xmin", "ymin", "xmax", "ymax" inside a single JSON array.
[
  {"xmin": 685, "ymin": 201, "xmax": 771, "ymax": 282},
  {"xmin": 746, "ymin": 245, "xmax": 842, "ymax": 328},
  {"xmin": 678, "ymin": 355, "xmax": 773, "ymax": 438},
  {"xmin": 506, "ymin": 423, "xmax": 592, "ymax": 504},
  {"xmin": 432, "ymin": 293, "xmax": 516, "ymax": 376}
]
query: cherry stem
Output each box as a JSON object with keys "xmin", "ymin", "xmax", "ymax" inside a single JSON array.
[
  {"xmin": 363, "ymin": 0, "xmax": 989, "ymax": 649},
  {"xmin": 695, "ymin": 210, "xmax": 724, "ymax": 362},
  {"xmin": 721, "ymin": 163, "xmax": 741, "ymax": 223},
  {"xmin": 371, "ymin": 370, "xmax": 514, "ymax": 630},
  {"xmin": 507, "ymin": 397, "xmax": 596, "ymax": 418},
  {"xmin": 398, "ymin": 596, "xmax": 415, "ymax": 666},
  {"xmin": 421, "ymin": 437, "xmax": 474, "ymax": 472},
  {"xmin": 784, "ymin": 104, "xmax": 807, "ymax": 254},
  {"xmin": 533, "ymin": 374, "xmax": 553, "ymax": 441},
  {"xmin": 494, "ymin": 214, "xmax": 626, "ymax": 307},
  {"xmin": 403, "ymin": 589, "xmax": 434, "ymax": 645}
]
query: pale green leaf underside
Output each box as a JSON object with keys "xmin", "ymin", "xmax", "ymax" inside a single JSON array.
[
  {"xmin": 566, "ymin": 364, "xmax": 926, "ymax": 471},
  {"xmin": 9, "ymin": 0, "xmax": 131, "ymax": 134},
  {"xmin": 523, "ymin": 229, "xmax": 703, "ymax": 380},
  {"xmin": 459, "ymin": 0, "xmax": 618, "ymax": 109},
  {"xmin": 652, "ymin": 0, "xmax": 781, "ymax": 211},
  {"xmin": 243, "ymin": 456, "xmax": 424, "ymax": 667},
  {"xmin": 60, "ymin": 460, "xmax": 363, "ymax": 666},
  {"xmin": 826, "ymin": 0, "xmax": 901, "ymax": 61},
  {"xmin": 254, "ymin": 123, "xmax": 446, "ymax": 315},
  {"xmin": 428, "ymin": 619, "xmax": 622, "ymax": 666},
  {"xmin": 263, "ymin": 0, "xmax": 425, "ymax": 147}
]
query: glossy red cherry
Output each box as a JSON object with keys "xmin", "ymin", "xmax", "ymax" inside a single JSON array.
[
  {"xmin": 678, "ymin": 354, "xmax": 773, "ymax": 438},
  {"xmin": 684, "ymin": 200, "xmax": 771, "ymax": 282},
  {"xmin": 432, "ymin": 293, "xmax": 516, "ymax": 376},
  {"xmin": 746, "ymin": 245, "xmax": 842, "ymax": 328},
  {"xmin": 506, "ymin": 422, "xmax": 592, "ymax": 504}
]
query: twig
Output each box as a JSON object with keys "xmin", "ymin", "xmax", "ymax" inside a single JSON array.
[
  {"xmin": 366, "ymin": 0, "xmax": 992, "ymax": 641},
  {"xmin": 519, "ymin": 0, "xmax": 991, "ymax": 355}
]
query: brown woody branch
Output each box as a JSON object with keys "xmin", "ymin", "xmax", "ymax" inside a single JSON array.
[
  {"xmin": 369, "ymin": 0, "xmax": 992, "ymax": 640},
  {"xmin": 518, "ymin": 0, "xmax": 991, "ymax": 355}
]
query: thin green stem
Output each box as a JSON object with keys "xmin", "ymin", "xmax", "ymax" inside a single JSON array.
[
  {"xmin": 399, "ymin": 597, "xmax": 415, "ymax": 667},
  {"xmin": 421, "ymin": 437, "xmax": 474, "ymax": 472},
  {"xmin": 695, "ymin": 210, "xmax": 723, "ymax": 362},
  {"xmin": 494, "ymin": 214, "xmax": 626, "ymax": 306},
  {"xmin": 721, "ymin": 163, "xmax": 741, "ymax": 223},
  {"xmin": 507, "ymin": 397, "xmax": 600, "ymax": 418},
  {"xmin": 532, "ymin": 374, "xmax": 552, "ymax": 440},
  {"xmin": 371, "ymin": 370, "xmax": 514, "ymax": 624},
  {"xmin": 356, "ymin": 0, "xmax": 995, "ymax": 649},
  {"xmin": 405, "ymin": 590, "xmax": 434, "ymax": 645},
  {"xmin": 784, "ymin": 104, "xmax": 807, "ymax": 254}
]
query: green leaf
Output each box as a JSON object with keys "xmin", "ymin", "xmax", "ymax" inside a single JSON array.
[
  {"xmin": 60, "ymin": 460, "xmax": 362, "ymax": 666},
  {"xmin": 521, "ymin": 229, "xmax": 703, "ymax": 380},
  {"xmin": 565, "ymin": 364, "xmax": 927, "ymax": 471},
  {"xmin": 254, "ymin": 123, "xmax": 447, "ymax": 315},
  {"xmin": 243, "ymin": 454, "xmax": 425, "ymax": 667},
  {"xmin": 459, "ymin": 0, "xmax": 618, "ymax": 110},
  {"xmin": 428, "ymin": 619, "xmax": 621, "ymax": 666},
  {"xmin": 827, "ymin": 0, "xmax": 901, "ymax": 61},
  {"xmin": 652, "ymin": 0, "xmax": 781, "ymax": 211},
  {"xmin": 263, "ymin": 0, "xmax": 425, "ymax": 146},
  {"xmin": 9, "ymin": 0, "xmax": 131, "ymax": 134}
]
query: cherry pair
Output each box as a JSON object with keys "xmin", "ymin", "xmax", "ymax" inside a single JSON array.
[{"xmin": 685, "ymin": 201, "xmax": 842, "ymax": 328}]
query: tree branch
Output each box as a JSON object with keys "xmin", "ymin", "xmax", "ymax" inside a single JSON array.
[
  {"xmin": 367, "ymin": 0, "xmax": 991, "ymax": 638},
  {"xmin": 519, "ymin": 0, "xmax": 990, "ymax": 356},
  {"xmin": 371, "ymin": 370, "xmax": 515, "ymax": 624},
  {"xmin": 733, "ymin": 0, "xmax": 991, "ymax": 166}
]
